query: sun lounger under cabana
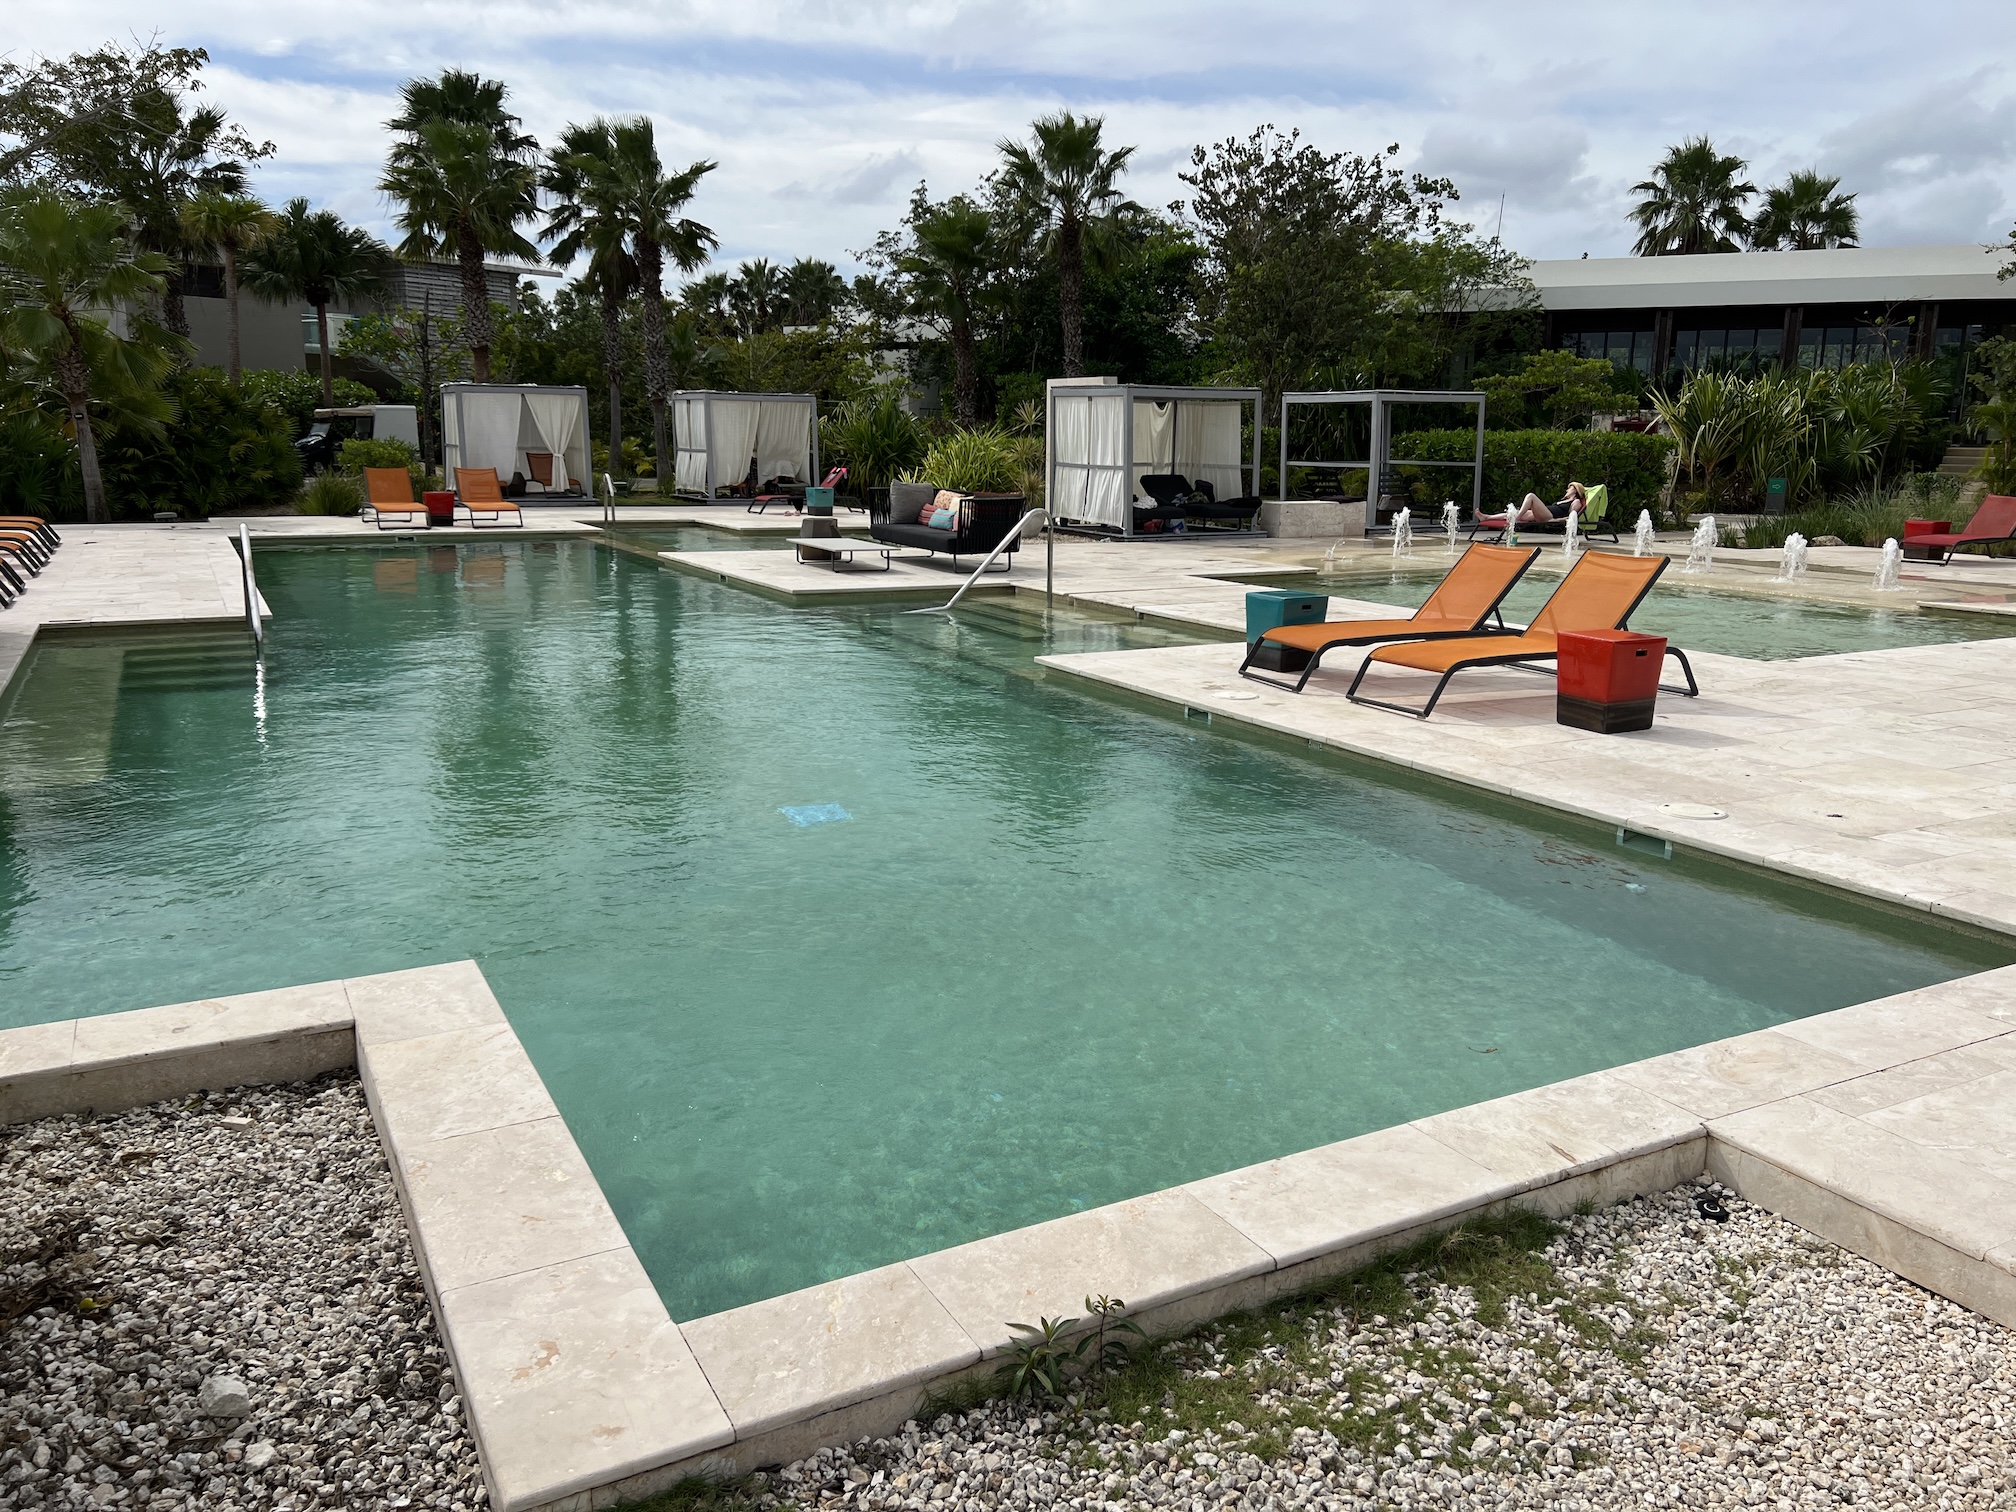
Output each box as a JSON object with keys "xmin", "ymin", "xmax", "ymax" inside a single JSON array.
[
  {"xmin": 453, "ymin": 468, "xmax": 526, "ymax": 528},
  {"xmin": 362, "ymin": 468, "xmax": 429, "ymax": 531},
  {"xmin": 441, "ymin": 384, "xmax": 592, "ymax": 500},
  {"xmin": 1900, "ymin": 495, "xmax": 2016, "ymax": 563},
  {"xmin": 1347, "ymin": 551, "xmax": 1698, "ymax": 718},
  {"xmin": 1238, "ymin": 543, "xmax": 1539, "ymax": 693},
  {"xmin": 670, "ymin": 391, "xmax": 819, "ymax": 501},
  {"xmin": 1046, "ymin": 378, "xmax": 1263, "ymax": 537}
]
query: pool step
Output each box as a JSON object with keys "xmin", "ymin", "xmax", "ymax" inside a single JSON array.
[{"xmin": 115, "ymin": 635, "xmax": 259, "ymax": 694}]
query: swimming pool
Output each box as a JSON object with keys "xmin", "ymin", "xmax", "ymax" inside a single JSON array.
[
  {"xmin": 1261, "ymin": 559, "xmax": 2016, "ymax": 660},
  {"xmin": 2, "ymin": 539, "xmax": 2007, "ymax": 1320}
]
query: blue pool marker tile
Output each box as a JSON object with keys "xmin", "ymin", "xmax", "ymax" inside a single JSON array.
[{"xmin": 780, "ymin": 803, "xmax": 851, "ymax": 828}]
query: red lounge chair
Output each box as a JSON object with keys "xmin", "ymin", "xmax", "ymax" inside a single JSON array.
[{"xmin": 1899, "ymin": 495, "xmax": 2016, "ymax": 563}]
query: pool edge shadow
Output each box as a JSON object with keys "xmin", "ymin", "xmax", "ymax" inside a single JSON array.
[{"xmin": 7, "ymin": 960, "xmax": 2016, "ymax": 1510}]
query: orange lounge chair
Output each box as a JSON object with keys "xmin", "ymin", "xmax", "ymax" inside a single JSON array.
[
  {"xmin": 0, "ymin": 516, "xmax": 60, "ymax": 551},
  {"xmin": 1346, "ymin": 551, "xmax": 1698, "ymax": 718},
  {"xmin": 1239, "ymin": 542, "xmax": 1539, "ymax": 692},
  {"xmin": 453, "ymin": 468, "xmax": 524, "ymax": 529},
  {"xmin": 363, "ymin": 468, "xmax": 428, "ymax": 530}
]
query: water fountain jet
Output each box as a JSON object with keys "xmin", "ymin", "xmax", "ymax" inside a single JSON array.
[
  {"xmin": 1681, "ymin": 516, "xmax": 1717, "ymax": 575},
  {"xmin": 1873, "ymin": 538, "xmax": 1904, "ymax": 592},
  {"xmin": 1634, "ymin": 511, "xmax": 1656, "ymax": 557}
]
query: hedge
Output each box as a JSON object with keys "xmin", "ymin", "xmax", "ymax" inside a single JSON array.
[{"xmin": 1391, "ymin": 429, "xmax": 1677, "ymax": 516}]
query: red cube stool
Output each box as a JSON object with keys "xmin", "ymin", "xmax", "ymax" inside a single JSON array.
[
  {"xmin": 1902, "ymin": 518, "xmax": 1951, "ymax": 560},
  {"xmin": 1557, "ymin": 629, "xmax": 1666, "ymax": 734},
  {"xmin": 423, "ymin": 490, "xmax": 457, "ymax": 528}
]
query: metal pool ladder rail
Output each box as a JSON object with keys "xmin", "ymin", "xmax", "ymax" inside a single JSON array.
[
  {"xmin": 237, "ymin": 523, "xmax": 262, "ymax": 650},
  {"xmin": 602, "ymin": 471, "xmax": 618, "ymax": 527},
  {"xmin": 905, "ymin": 507, "xmax": 1053, "ymax": 615}
]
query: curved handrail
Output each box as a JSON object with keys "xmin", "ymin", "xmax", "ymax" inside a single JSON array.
[
  {"xmin": 904, "ymin": 507, "xmax": 1050, "ymax": 615},
  {"xmin": 238, "ymin": 523, "xmax": 262, "ymax": 649}
]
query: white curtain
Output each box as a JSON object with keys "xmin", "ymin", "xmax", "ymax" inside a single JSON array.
[
  {"xmin": 441, "ymin": 392, "xmax": 462, "ymax": 473},
  {"xmin": 522, "ymin": 391, "xmax": 583, "ymax": 491},
  {"xmin": 1131, "ymin": 400, "xmax": 1176, "ymax": 497},
  {"xmin": 1175, "ymin": 401, "xmax": 1246, "ymax": 498},
  {"xmin": 754, "ymin": 401, "xmax": 812, "ymax": 482},
  {"xmin": 1050, "ymin": 394, "xmax": 1092, "ymax": 521},
  {"xmin": 674, "ymin": 397, "xmax": 708, "ymax": 493},
  {"xmin": 458, "ymin": 393, "xmax": 525, "ymax": 484},
  {"xmin": 707, "ymin": 399, "xmax": 761, "ymax": 493}
]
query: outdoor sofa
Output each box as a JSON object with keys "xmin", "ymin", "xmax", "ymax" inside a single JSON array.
[{"xmin": 870, "ymin": 481, "xmax": 1026, "ymax": 567}]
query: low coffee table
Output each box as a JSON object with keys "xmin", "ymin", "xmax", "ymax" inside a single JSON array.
[{"xmin": 788, "ymin": 537, "xmax": 913, "ymax": 571}]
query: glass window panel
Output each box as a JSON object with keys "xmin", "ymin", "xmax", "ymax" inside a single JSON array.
[
  {"xmin": 1797, "ymin": 330, "xmax": 1821, "ymax": 369},
  {"xmin": 1727, "ymin": 330, "xmax": 1755, "ymax": 356},
  {"xmin": 1673, "ymin": 331, "xmax": 1697, "ymax": 369}
]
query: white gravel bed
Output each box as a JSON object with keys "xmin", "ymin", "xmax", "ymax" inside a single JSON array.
[
  {"xmin": 0, "ymin": 1073, "xmax": 484, "ymax": 1511},
  {"xmin": 736, "ymin": 1181, "xmax": 2015, "ymax": 1512}
]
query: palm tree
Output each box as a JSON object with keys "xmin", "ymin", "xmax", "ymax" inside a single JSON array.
[
  {"xmin": 1629, "ymin": 138, "xmax": 1756, "ymax": 256},
  {"xmin": 180, "ymin": 191, "xmax": 277, "ymax": 384},
  {"xmin": 543, "ymin": 121, "xmax": 642, "ymax": 482},
  {"xmin": 729, "ymin": 259, "xmax": 785, "ymax": 334},
  {"xmin": 604, "ymin": 119, "xmax": 715, "ymax": 486},
  {"xmin": 1749, "ymin": 170, "xmax": 1860, "ymax": 251},
  {"xmin": 783, "ymin": 258, "xmax": 848, "ymax": 325},
  {"xmin": 242, "ymin": 197, "xmax": 395, "ymax": 405},
  {"xmin": 379, "ymin": 70, "xmax": 539, "ymax": 383},
  {"xmin": 997, "ymin": 112, "xmax": 1134, "ymax": 376},
  {"xmin": 899, "ymin": 196, "xmax": 993, "ymax": 424},
  {"xmin": 681, "ymin": 271, "xmax": 735, "ymax": 334},
  {"xmin": 0, "ymin": 191, "xmax": 181, "ymax": 521}
]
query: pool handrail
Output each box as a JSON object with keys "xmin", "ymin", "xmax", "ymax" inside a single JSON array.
[
  {"xmin": 238, "ymin": 523, "xmax": 261, "ymax": 650},
  {"xmin": 906, "ymin": 507, "xmax": 1052, "ymax": 615}
]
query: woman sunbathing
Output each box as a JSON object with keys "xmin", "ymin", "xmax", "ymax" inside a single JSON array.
[{"xmin": 1512, "ymin": 480, "xmax": 1587, "ymax": 526}]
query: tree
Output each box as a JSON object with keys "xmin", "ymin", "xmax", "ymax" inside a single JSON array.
[
  {"xmin": 997, "ymin": 112, "xmax": 1135, "ymax": 377},
  {"xmin": 242, "ymin": 197, "xmax": 394, "ymax": 405},
  {"xmin": 729, "ymin": 258, "xmax": 785, "ymax": 334},
  {"xmin": 336, "ymin": 301, "xmax": 470, "ymax": 463},
  {"xmin": 180, "ymin": 191, "xmax": 276, "ymax": 383},
  {"xmin": 380, "ymin": 70, "xmax": 539, "ymax": 383},
  {"xmin": 894, "ymin": 189, "xmax": 995, "ymax": 423},
  {"xmin": 1749, "ymin": 169, "xmax": 1859, "ymax": 251},
  {"xmin": 543, "ymin": 121, "xmax": 642, "ymax": 480},
  {"xmin": 0, "ymin": 42, "xmax": 272, "ymax": 335},
  {"xmin": 784, "ymin": 258, "xmax": 848, "ymax": 325},
  {"xmin": 1629, "ymin": 137, "xmax": 1755, "ymax": 256},
  {"xmin": 0, "ymin": 191, "xmax": 182, "ymax": 521}
]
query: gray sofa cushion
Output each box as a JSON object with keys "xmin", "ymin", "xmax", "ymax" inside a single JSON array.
[{"xmin": 888, "ymin": 481, "xmax": 940, "ymax": 523}]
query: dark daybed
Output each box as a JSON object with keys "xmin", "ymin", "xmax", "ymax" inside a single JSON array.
[
  {"xmin": 1137, "ymin": 474, "xmax": 1263, "ymax": 531},
  {"xmin": 870, "ymin": 482, "xmax": 1027, "ymax": 567}
]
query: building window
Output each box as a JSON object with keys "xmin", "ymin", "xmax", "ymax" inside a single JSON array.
[{"xmin": 1560, "ymin": 329, "xmax": 1654, "ymax": 374}]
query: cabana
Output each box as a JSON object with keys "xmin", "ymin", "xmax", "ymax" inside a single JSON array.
[
  {"xmin": 440, "ymin": 385, "xmax": 592, "ymax": 499},
  {"xmin": 671, "ymin": 391, "xmax": 819, "ymax": 499},
  {"xmin": 1279, "ymin": 390, "xmax": 1487, "ymax": 527},
  {"xmin": 1045, "ymin": 378, "xmax": 1263, "ymax": 537}
]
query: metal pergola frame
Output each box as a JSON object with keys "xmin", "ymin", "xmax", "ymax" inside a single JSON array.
[
  {"xmin": 670, "ymin": 390, "xmax": 820, "ymax": 500},
  {"xmin": 1278, "ymin": 389, "xmax": 1488, "ymax": 523},
  {"xmin": 1046, "ymin": 381, "xmax": 1264, "ymax": 539}
]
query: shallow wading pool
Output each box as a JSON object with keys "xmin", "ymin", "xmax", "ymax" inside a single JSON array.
[{"xmin": 1, "ymin": 538, "xmax": 2008, "ymax": 1319}]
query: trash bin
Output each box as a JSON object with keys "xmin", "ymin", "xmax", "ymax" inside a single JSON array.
[
  {"xmin": 423, "ymin": 490, "xmax": 456, "ymax": 528},
  {"xmin": 1557, "ymin": 629, "xmax": 1666, "ymax": 734},
  {"xmin": 1245, "ymin": 589, "xmax": 1328, "ymax": 672},
  {"xmin": 803, "ymin": 486, "xmax": 835, "ymax": 516}
]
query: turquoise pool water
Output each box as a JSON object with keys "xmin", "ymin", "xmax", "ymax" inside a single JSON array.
[
  {"xmin": 1274, "ymin": 561, "xmax": 2016, "ymax": 660},
  {"xmin": 2, "ymin": 538, "xmax": 2008, "ymax": 1320}
]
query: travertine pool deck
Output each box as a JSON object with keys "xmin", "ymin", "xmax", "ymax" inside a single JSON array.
[{"xmin": 6, "ymin": 961, "xmax": 2016, "ymax": 1512}]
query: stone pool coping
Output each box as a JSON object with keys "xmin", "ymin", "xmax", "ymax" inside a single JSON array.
[{"xmin": 7, "ymin": 961, "xmax": 2016, "ymax": 1511}]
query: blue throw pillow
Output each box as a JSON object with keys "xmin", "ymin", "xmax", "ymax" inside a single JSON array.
[{"xmin": 927, "ymin": 507, "xmax": 956, "ymax": 530}]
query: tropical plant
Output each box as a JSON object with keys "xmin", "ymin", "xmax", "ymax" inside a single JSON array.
[
  {"xmin": 180, "ymin": 191, "xmax": 277, "ymax": 382},
  {"xmin": 242, "ymin": 197, "xmax": 395, "ymax": 405},
  {"xmin": 238, "ymin": 368, "xmax": 377, "ymax": 438},
  {"xmin": 728, "ymin": 258, "xmax": 786, "ymax": 334},
  {"xmin": 0, "ymin": 190, "xmax": 182, "ymax": 520},
  {"xmin": 96, "ymin": 365, "xmax": 301, "ymax": 518},
  {"xmin": 296, "ymin": 468, "xmax": 363, "ymax": 515},
  {"xmin": 337, "ymin": 435, "xmax": 424, "ymax": 498},
  {"xmin": 783, "ymin": 257, "xmax": 849, "ymax": 325},
  {"xmin": 1749, "ymin": 169, "xmax": 1859, "ymax": 251},
  {"xmin": 0, "ymin": 410, "xmax": 77, "ymax": 518},
  {"xmin": 1967, "ymin": 336, "xmax": 2016, "ymax": 493},
  {"xmin": 994, "ymin": 1298, "xmax": 1142, "ymax": 1401},
  {"xmin": 380, "ymin": 69, "xmax": 540, "ymax": 384},
  {"xmin": 998, "ymin": 111, "xmax": 1135, "ymax": 376},
  {"xmin": 1386, "ymin": 428, "xmax": 1678, "ymax": 517},
  {"xmin": 335, "ymin": 305, "xmax": 468, "ymax": 463},
  {"xmin": 904, "ymin": 425, "xmax": 1022, "ymax": 493},
  {"xmin": 897, "ymin": 190, "xmax": 994, "ymax": 423},
  {"xmin": 820, "ymin": 393, "xmax": 925, "ymax": 491},
  {"xmin": 1629, "ymin": 137, "xmax": 1755, "ymax": 256},
  {"xmin": 1473, "ymin": 349, "xmax": 1632, "ymax": 429},
  {"xmin": 544, "ymin": 121, "xmax": 643, "ymax": 479}
]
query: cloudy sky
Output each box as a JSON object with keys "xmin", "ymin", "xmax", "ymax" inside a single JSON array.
[{"xmin": 11, "ymin": 1, "xmax": 2016, "ymax": 281}]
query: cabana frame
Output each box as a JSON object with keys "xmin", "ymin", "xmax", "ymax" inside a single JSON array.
[
  {"xmin": 670, "ymin": 391, "xmax": 820, "ymax": 500},
  {"xmin": 1279, "ymin": 390, "xmax": 1487, "ymax": 525},
  {"xmin": 440, "ymin": 384, "xmax": 593, "ymax": 499},
  {"xmin": 1046, "ymin": 379, "xmax": 1263, "ymax": 538}
]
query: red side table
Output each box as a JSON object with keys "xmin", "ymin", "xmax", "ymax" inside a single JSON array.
[
  {"xmin": 424, "ymin": 490, "xmax": 457, "ymax": 528},
  {"xmin": 1557, "ymin": 629, "xmax": 1666, "ymax": 734}
]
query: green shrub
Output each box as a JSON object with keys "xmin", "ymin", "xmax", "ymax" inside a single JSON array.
[
  {"xmin": 902, "ymin": 425, "xmax": 1024, "ymax": 494},
  {"xmin": 0, "ymin": 411, "xmax": 80, "ymax": 521},
  {"xmin": 1741, "ymin": 473, "xmax": 1963, "ymax": 550},
  {"xmin": 97, "ymin": 368, "xmax": 304, "ymax": 519},
  {"xmin": 297, "ymin": 471, "xmax": 364, "ymax": 516},
  {"xmin": 338, "ymin": 437, "xmax": 424, "ymax": 499},
  {"xmin": 238, "ymin": 369, "xmax": 377, "ymax": 439},
  {"xmin": 822, "ymin": 394, "xmax": 925, "ymax": 491},
  {"xmin": 1390, "ymin": 428, "xmax": 1677, "ymax": 516}
]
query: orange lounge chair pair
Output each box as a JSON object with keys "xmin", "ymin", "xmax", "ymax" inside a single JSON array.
[
  {"xmin": 0, "ymin": 514, "xmax": 59, "ymax": 608},
  {"xmin": 1240, "ymin": 542, "xmax": 1539, "ymax": 693},
  {"xmin": 1347, "ymin": 550, "xmax": 1698, "ymax": 718},
  {"xmin": 453, "ymin": 468, "xmax": 525, "ymax": 529}
]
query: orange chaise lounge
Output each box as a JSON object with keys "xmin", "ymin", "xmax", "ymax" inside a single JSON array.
[
  {"xmin": 452, "ymin": 468, "xmax": 525, "ymax": 529},
  {"xmin": 1346, "ymin": 550, "xmax": 1698, "ymax": 718},
  {"xmin": 363, "ymin": 468, "xmax": 428, "ymax": 530},
  {"xmin": 1239, "ymin": 542, "xmax": 1540, "ymax": 693}
]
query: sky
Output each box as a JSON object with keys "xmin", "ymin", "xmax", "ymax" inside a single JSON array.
[{"xmin": 9, "ymin": 1, "xmax": 2016, "ymax": 283}]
